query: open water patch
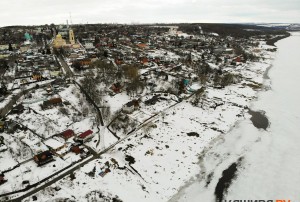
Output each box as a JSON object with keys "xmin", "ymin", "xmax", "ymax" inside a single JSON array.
[
  {"xmin": 214, "ymin": 157, "xmax": 243, "ymax": 202},
  {"xmin": 248, "ymin": 109, "xmax": 269, "ymax": 130}
]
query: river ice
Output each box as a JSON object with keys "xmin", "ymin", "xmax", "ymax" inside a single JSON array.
[{"xmin": 174, "ymin": 32, "xmax": 300, "ymax": 202}]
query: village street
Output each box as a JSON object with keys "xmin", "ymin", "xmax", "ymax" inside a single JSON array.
[{"xmin": 57, "ymin": 55, "xmax": 74, "ymax": 77}]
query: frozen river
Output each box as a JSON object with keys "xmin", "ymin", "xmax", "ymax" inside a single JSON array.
[{"xmin": 172, "ymin": 32, "xmax": 300, "ymax": 202}]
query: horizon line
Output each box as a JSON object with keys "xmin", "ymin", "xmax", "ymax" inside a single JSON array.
[{"xmin": 1, "ymin": 22, "xmax": 299, "ymax": 28}]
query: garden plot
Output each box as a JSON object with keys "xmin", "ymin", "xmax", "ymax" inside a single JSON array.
[
  {"xmin": 7, "ymin": 84, "xmax": 99, "ymax": 140},
  {"xmin": 0, "ymin": 151, "xmax": 18, "ymax": 173},
  {"xmin": 13, "ymin": 109, "xmax": 68, "ymax": 139},
  {"xmin": 19, "ymin": 130, "xmax": 48, "ymax": 155},
  {"xmin": 1, "ymin": 131, "xmax": 33, "ymax": 163},
  {"xmin": 140, "ymin": 93, "xmax": 179, "ymax": 115},
  {"xmin": 0, "ymin": 156, "xmax": 69, "ymax": 195},
  {"xmin": 127, "ymin": 110, "xmax": 153, "ymax": 124}
]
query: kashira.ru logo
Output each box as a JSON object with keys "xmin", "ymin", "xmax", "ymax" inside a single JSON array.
[{"xmin": 224, "ymin": 200, "xmax": 291, "ymax": 202}]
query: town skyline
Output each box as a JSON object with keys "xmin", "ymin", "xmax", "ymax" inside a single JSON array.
[{"xmin": 1, "ymin": 0, "xmax": 300, "ymax": 27}]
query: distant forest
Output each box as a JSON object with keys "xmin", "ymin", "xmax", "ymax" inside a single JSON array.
[{"xmin": 177, "ymin": 23, "xmax": 288, "ymax": 37}]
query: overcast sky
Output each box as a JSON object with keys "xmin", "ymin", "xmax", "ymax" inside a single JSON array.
[{"xmin": 1, "ymin": 0, "xmax": 299, "ymax": 26}]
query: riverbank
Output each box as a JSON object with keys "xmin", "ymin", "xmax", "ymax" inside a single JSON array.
[
  {"xmin": 266, "ymin": 32, "xmax": 291, "ymax": 46},
  {"xmin": 172, "ymin": 32, "xmax": 300, "ymax": 202}
]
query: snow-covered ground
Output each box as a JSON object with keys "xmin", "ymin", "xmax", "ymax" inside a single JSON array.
[
  {"xmin": 1, "ymin": 31, "xmax": 291, "ymax": 202},
  {"xmin": 18, "ymin": 48, "xmax": 277, "ymax": 201},
  {"xmin": 173, "ymin": 33, "xmax": 300, "ymax": 202}
]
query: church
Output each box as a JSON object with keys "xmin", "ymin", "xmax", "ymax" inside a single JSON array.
[{"xmin": 52, "ymin": 28, "xmax": 80, "ymax": 48}]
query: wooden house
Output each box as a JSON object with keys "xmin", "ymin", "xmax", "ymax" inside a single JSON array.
[
  {"xmin": 122, "ymin": 99, "xmax": 140, "ymax": 114},
  {"xmin": 11, "ymin": 104, "xmax": 24, "ymax": 114},
  {"xmin": 42, "ymin": 97, "xmax": 63, "ymax": 109},
  {"xmin": 0, "ymin": 173, "xmax": 7, "ymax": 185},
  {"xmin": 78, "ymin": 58, "xmax": 92, "ymax": 67},
  {"xmin": 33, "ymin": 150, "xmax": 54, "ymax": 166}
]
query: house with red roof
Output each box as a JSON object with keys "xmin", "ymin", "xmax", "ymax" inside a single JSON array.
[
  {"xmin": 75, "ymin": 130, "xmax": 94, "ymax": 143},
  {"xmin": 60, "ymin": 129, "xmax": 75, "ymax": 140}
]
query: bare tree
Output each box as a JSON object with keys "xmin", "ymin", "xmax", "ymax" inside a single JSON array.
[
  {"xmin": 123, "ymin": 64, "xmax": 139, "ymax": 81},
  {"xmin": 81, "ymin": 76, "xmax": 102, "ymax": 105}
]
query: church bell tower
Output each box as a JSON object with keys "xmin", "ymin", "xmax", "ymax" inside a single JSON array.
[{"xmin": 69, "ymin": 29, "xmax": 75, "ymax": 45}]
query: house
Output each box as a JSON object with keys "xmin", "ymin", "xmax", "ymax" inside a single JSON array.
[
  {"xmin": 42, "ymin": 97, "xmax": 63, "ymax": 109},
  {"xmin": 0, "ymin": 121, "xmax": 5, "ymax": 132},
  {"xmin": 110, "ymin": 82, "xmax": 123, "ymax": 93},
  {"xmin": 43, "ymin": 138, "xmax": 65, "ymax": 152},
  {"xmin": 78, "ymin": 58, "xmax": 91, "ymax": 67},
  {"xmin": 99, "ymin": 168, "xmax": 111, "ymax": 177},
  {"xmin": 32, "ymin": 72, "xmax": 43, "ymax": 81},
  {"xmin": 20, "ymin": 45, "xmax": 30, "ymax": 53},
  {"xmin": 0, "ymin": 82, "xmax": 7, "ymax": 96},
  {"xmin": 122, "ymin": 99, "xmax": 140, "ymax": 114},
  {"xmin": 33, "ymin": 150, "xmax": 54, "ymax": 166},
  {"xmin": 0, "ymin": 136, "xmax": 7, "ymax": 152},
  {"xmin": 84, "ymin": 42, "xmax": 94, "ymax": 50},
  {"xmin": 144, "ymin": 95, "xmax": 160, "ymax": 106},
  {"xmin": 75, "ymin": 130, "xmax": 94, "ymax": 143},
  {"xmin": 6, "ymin": 121, "xmax": 18, "ymax": 134},
  {"xmin": 140, "ymin": 57, "xmax": 149, "ymax": 65},
  {"xmin": 70, "ymin": 145, "xmax": 81, "ymax": 154},
  {"xmin": 136, "ymin": 43, "xmax": 148, "ymax": 49},
  {"xmin": 60, "ymin": 129, "xmax": 75, "ymax": 141},
  {"xmin": 235, "ymin": 56, "xmax": 242, "ymax": 63},
  {"xmin": 11, "ymin": 104, "xmax": 24, "ymax": 114},
  {"xmin": 0, "ymin": 173, "xmax": 7, "ymax": 185},
  {"xmin": 183, "ymin": 79, "xmax": 189, "ymax": 86},
  {"xmin": 224, "ymin": 48, "xmax": 234, "ymax": 55},
  {"xmin": 115, "ymin": 58, "xmax": 123, "ymax": 65}
]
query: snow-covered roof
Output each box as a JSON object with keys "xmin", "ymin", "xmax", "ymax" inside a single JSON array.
[{"xmin": 44, "ymin": 138, "xmax": 65, "ymax": 149}]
